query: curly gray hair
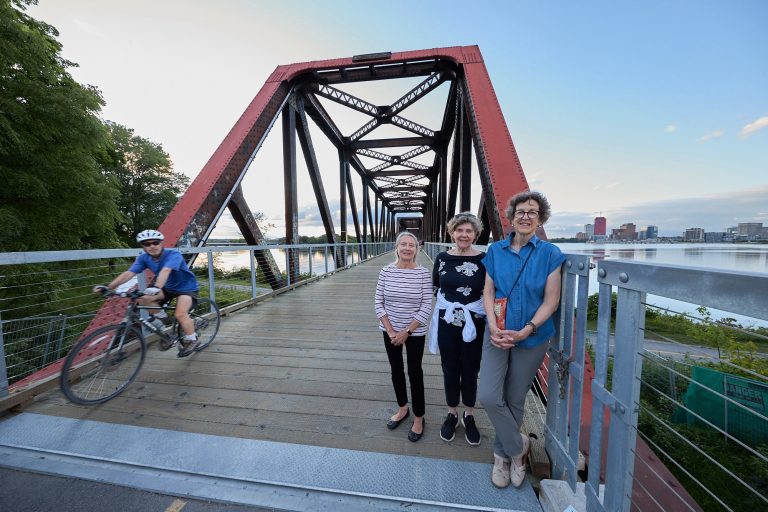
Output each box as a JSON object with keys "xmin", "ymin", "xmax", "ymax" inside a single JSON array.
[
  {"xmin": 504, "ymin": 190, "xmax": 553, "ymax": 225},
  {"xmin": 446, "ymin": 212, "xmax": 483, "ymax": 241}
]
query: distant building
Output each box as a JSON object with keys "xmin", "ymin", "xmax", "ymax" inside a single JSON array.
[
  {"xmin": 762, "ymin": 227, "xmax": 768, "ymax": 240},
  {"xmin": 594, "ymin": 217, "xmax": 607, "ymax": 236},
  {"xmin": 738, "ymin": 223, "xmax": 763, "ymax": 240},
  {"xmin": 684, "ymin": 227, "xmax": 705, "ymax": 242},
  {"xmin": 620, "ymin": 223, "xmax": 637, "ymax": 241},
  {"xmin": 576, "ymin": 232, "xmax": 589, "ymax": 241},
  {"xmin": 705, "ymin": 232, "xmax": 725, "ymax": 243},
  {"xmin": 726, "ymin": 226, "xmax": 738, "ymax": 236},
  {"xmin": 585, "ymin": 223, "xmax": 594, "ymax": 240},
  {"xmin": 638, "ymin": 225, "xmax": 657, "ymax": 241}
]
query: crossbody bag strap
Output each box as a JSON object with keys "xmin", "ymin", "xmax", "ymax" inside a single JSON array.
[{"xmin": 504, "ymin": 244, "xmax": 535, "ymax": 302}]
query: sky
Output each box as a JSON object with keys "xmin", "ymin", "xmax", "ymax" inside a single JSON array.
[{"xmin": 27, "ymin": 0, "xmax": 768, "ymax": 239}]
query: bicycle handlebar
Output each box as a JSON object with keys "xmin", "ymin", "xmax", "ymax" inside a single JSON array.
[{"xmin": 96, "ymin": 286, "xmax": 145, "ymax": 300}]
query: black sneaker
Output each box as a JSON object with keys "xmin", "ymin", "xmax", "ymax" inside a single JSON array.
[
  {"xmin": 462, "ymin": 412, "xmax": 481, "ymax": 446},
  {"xmin": 440, "ymin": 412, "xmax": 459, "ymax": 442}
]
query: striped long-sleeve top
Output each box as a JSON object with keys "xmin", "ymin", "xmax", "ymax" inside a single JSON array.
[{"xmin": 374, "ymin": 263, "xmax": 433, "ymax": 335}]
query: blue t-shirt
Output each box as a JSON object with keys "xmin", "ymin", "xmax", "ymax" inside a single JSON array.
[
  {"xmin": 482, "ymin": 234, "xmax": 565, "ymax": 348},
  {"xmin": 129, "ymin": 249, "xmax": 199, "ymax": 293}
]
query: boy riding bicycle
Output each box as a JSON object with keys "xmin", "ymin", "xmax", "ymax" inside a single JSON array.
[{"xmin": 94, "ymin": 229, "xmax": 200, "ymax": 356}]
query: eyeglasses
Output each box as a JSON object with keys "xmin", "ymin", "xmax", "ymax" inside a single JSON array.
[
  {"xmin": 514, "ymin": 210, "xmax": 539, "ymax": 219},
  {"xmin": 141, "ymin": 240, "xmax": 162, "ymax": 247}
]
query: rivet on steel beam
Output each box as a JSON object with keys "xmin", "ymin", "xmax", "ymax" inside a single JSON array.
[
  {"xmin": 619, "ymin": 273, "xmax": 629, "ymax": 283},
  {"xmin": 578, "ymin": 262, "xmax": 585, "ymax": 270},
  {"xmin": 598, "ymin": 268, "xmax": 607, "ymax": 278},
  {"xmin": 566, "ymin": 260, "xmax": 573, "ymax": 268}
]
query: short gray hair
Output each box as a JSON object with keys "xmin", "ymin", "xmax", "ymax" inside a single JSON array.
[
  {"xmin": 394, "ymin": 231, "xmax": 419, "ymax": 263},
  {"xmin": 446, "ymin": 212, "xmax": 483, "ymax": 240},
  {"xmin": 504, "ymin": 190, "xmax": 553, "ymax": 224}
]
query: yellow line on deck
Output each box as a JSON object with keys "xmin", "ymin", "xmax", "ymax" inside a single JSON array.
[{"xmin": 165, "ymin": 499, "xmax": 187, "ymax": 512}]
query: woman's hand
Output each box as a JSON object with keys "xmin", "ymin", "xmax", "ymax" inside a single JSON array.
[
  {"xmin": 389, "ymin": 329, "xmax": 410, "ymax": 346},
  {"xmin": 490, "ymin": 328, "xmax": 530, "ymax": 349}
]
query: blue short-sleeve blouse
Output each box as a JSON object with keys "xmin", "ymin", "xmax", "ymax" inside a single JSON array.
[{"xmin": 482, "ymin": 234, "xmax": 565, "ymax": 348}]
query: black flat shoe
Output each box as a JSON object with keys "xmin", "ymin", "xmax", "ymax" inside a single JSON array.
[
  {"xmin": 408, "ymin": 418, "xmax": 425, "ymax": 442},
  {"xmin": 386, "ymin": 409, "xmax": 410, "ymax": 430}
]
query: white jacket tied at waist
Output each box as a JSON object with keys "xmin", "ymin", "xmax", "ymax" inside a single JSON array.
[{"xmin": 428, "ymin": 292, "xmax": 486, "ymax": 354}]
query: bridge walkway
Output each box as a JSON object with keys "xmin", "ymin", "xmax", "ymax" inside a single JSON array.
[
  {"xmin": 2, "ymin": 252, "xmax": 541, "ymax": 511},
  {"xmin": 18, "ymin": 252, "xmax": 495, "ymax": 462}
]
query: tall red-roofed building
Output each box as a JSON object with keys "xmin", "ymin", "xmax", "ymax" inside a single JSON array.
[{"xmin": 594, "ymin": 216, "xmax": 607, "ymax": 236}]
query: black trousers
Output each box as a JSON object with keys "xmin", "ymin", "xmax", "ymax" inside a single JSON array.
[
  {"xmin": 383, "ymin": 332, "xmax": 426, "ymax": 417},
  {"xmin": 437, "ymin": 311, "xmax": 485, "ymax": 408}
]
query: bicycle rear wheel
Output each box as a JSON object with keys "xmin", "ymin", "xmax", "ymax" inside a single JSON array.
[
  {"xmin": 178, "ymin": 298, "xmax": 220, "ymax": 351},
  {"xmin": 60, "ymin": 324, "xmax": 146, "ymax": 405}
]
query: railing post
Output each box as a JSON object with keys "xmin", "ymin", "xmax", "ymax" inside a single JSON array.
[
  {"xmin": 0, "ymin": 311, "xmax": 8, "ymax": 398},
  {"xmin": 207, "ymin": 250, "xmax": 216, "ymax": 302},
  {"xmin": 308, "ymin": 246, "xmax": 313, "ymax": 277},
  {"xmin": 601, "ymin": 284, "xmax": 645, "ymax": 512},
  {"xmin": 56, "ymin": 315, "xmax": 68, "ymax": 359},
  {"xmin": 42, "ymin": 317, "xmax": 57, "ymax": 366},
  {"xmin": 250, "ymin": 250, "xmax": 258, "ymax": 299},
  {"xmin": 545, "ymin": 255, "xmax": 590, "ymax": 488},
  {"xmin": 324, "ymin": 245, "xmax": 329, "ymax": 274},
  {"xmin": 285, "ymin": 249, "xmax": 291, "ymax": 286}
]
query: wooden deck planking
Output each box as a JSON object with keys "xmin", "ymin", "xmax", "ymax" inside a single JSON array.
[{"xmin": 19, "ymin": 254, "xmax": 500, "ymax": 464}]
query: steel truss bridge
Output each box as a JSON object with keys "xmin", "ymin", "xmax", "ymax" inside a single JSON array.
[{"xmin": 160, "ymin": 45, "xmax": 532, "ymax": 289}]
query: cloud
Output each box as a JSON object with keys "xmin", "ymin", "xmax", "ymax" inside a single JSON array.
[
  {"xmin": 664, "ymin": 124, "xmax": 677, "ymax": 133},
  {"xmin": 699, "ymin": 130, "xmax": 724, "ymax": 142},
  {"xmin": 592, "ymin": 181, "xmax": 621, "ymax": 191},
  {"xmin": 739, "ymin": 115, "xmax": 768, "ymax": 138}
]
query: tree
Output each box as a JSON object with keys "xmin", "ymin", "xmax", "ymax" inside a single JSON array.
[
  {"xmin": 100, "ymin": 122, "xmax": 190, "ymax": 246},
  {"xmin": 0, "ymin": 0, "xmax": 121, "ymax": 251}
]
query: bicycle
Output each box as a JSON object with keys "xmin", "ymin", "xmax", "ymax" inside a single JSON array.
[{"xmin": 59, "ymin": 288, "xmax": 221, "ymax": 405}]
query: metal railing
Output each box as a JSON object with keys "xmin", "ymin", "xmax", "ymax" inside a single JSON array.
[
  {"xmin": 547, "ymin": 258, "xmax": 768, "ymax": 512},
  {"xmin": 0, "ymin": 241, "xmax": 393, "ymax": 396}
]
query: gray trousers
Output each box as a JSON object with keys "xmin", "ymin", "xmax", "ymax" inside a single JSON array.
[{"xmin": 477, "ymin": 325, "xmax": 549, "ymax": 459}]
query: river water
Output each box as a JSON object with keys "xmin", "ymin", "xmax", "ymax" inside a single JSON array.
[
  {"xmin": 212, "ymin": 243, "xmax": 768, "ymax": 327},
  {"xmin": 561, "ymin": 243, "xmax": 768, "ymax": 327}
]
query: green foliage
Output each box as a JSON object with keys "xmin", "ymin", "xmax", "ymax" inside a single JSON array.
[
  {"xmin": 586, "ymin": 291, "xmax": 617, "ymax": 322},
  {"xmin": 0, "ymin": 0, "xmax": 121, "ymax": 251},
  {"xmin": 100, "ymin": 122, "xmax": 189, "ymax": 246}
]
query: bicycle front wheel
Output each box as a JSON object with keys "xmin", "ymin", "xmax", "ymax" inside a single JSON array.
[
  {"xmin": 60, "ymin": 324, "xmax": 146, "ymax": 405},
  {"xmin": 178, "ymin": 298, "xmax": 220, "ymax": 351}
]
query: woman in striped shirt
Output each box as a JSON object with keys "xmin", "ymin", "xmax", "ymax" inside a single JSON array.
[{"xmin": 374, "ymin": 231, "xmax": 433, "ymax": 442}]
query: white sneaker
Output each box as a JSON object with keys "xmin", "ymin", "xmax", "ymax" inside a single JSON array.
[
  {"xmin": 491, "ymin": 454, "xmax": 511, "ymax": 488},
  {"xmin": 510, "ymin": 433, "xmax": 530, "ymax": 488}
]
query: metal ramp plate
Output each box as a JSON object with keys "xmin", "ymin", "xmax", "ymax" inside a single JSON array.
[{"xmin": 0, "ymin": 413, "xmax": 541, "ymax": 512}]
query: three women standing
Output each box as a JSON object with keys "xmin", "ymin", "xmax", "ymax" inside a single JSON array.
[
  {"xmin": 478, "ymin": 191, "xmax": 565, "ymax": 488},
  {"xmin": 375, "ymin": 231, "xmax": 433, "ymax": 442},
  {"xmin": 430, "ymin": 213, "xmax": 486, "ymax": 446}
]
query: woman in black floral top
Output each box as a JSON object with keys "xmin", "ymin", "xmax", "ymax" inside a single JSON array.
[{"xmin": 430, "ymin": 212, "xmax": 487, "ymax": 446}]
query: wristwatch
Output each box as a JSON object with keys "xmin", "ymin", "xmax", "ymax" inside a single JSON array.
[{"xmin": 524, "ymin": 321, "xmax": 537, "ymax": 335}]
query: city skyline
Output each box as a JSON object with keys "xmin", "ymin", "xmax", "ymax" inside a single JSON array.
[{"xmin": 28, "ymin": 1, "xmax": 768, "ymax": 240}]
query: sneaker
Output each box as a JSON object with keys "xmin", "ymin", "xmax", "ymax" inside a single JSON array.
[
  {"xmin": 462, "ymin": 412, "xmax": 481, "ymax": 446},
  {"xmin": 510, "ymin": 433, "xmax": 531, "ymax": 488},
  {"xmin": 491, "ymin": 454, "xmax": 511, "ymax": 488},
  {"xmin": 177, "ymin": 337, "xmax": 200, "ymax": 357},
  {"xmin": 440, "ymin": 412, "xmax": 459, "ymax": 442},
  {"xmin": 158, "ymin": 335, "xmax": 175, "ymax": 351}
]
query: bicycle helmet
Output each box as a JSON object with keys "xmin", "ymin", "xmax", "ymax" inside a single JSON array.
[{"xmin": 136, "ymin": 229, "xmax": 165, "ymax": 243}]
